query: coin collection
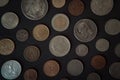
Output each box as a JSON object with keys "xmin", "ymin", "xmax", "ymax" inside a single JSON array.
[{"xmin": 0, "ymin": 0, "xmax": 120, "ymax": 80}]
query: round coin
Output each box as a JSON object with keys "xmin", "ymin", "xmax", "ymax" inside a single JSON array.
[
  {"xmin": 115, "ymin": 43, "xmax": 120, "ymax": 58},
  {"xmin": 0, "ymin": 0, "xmax": 9, "ymax": 7},
  {"xmin": 21, "ymin": 0, "xmax": 48, "ymax": 20},
  {"xmin": 74, "ymin": 19, "xmax": 97, "ymax": 42},
  {"xmin": 87, "ymin": 73, "xmax": 101, "ymax": 80},
  {"xmin": 52, "ymin": 0, "xmax": 66, "ymax": 8}
]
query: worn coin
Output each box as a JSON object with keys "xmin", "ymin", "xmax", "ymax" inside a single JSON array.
[
  {"xmin": 74, "ymin": 19, "xmax": 97, "ymax": 42},
  {"xmin": 21, "ymin": 0, "xmax": 48, "ymax": 20},
  {"xmin": 115, "ymin": 43, "xmax": 120, "ymax": 58},
  {"xmin": 1, "ymin": 60, "xmax": 22, "ymax": 80},
  {"xmin": 87, "ymin": 73, "xmax": 101, "ymax": 80},
  {"xmin": 52, "ymin": 0, "xmax": 66, "ymax": 8},
  {"xmin": 0, "ymin": 0, "xmax": 9, "ymax": 7}
]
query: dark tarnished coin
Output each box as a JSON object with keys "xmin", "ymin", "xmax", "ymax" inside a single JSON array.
[
  {"xmin": 0, "ymin": 0, "xmax": 9, "ymax": 7},
  {"xmin": 115, "ymin": 43, "xmax": 120, "ymax": 58},
  {"xmin": 21, "ymin": 0, "xmax": 48, "ymax": 20},
  {"xmin": 74, "ymin": 19, "xmax": 97, "ymax": 42},
  {"xmin": 87, "ymin": 73, "xmax": 101, "ymax": 80}
]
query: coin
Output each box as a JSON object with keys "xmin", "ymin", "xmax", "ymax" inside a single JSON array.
[
  {"xmin": 67, "ymin": 59, "xmax": 84, "ymax": 76},
  {"xmin": 95, "ymin": 38, "xmax": 109, "ymax": 52},
  {"xmin": 16, "ymin": 29, "xmax": 29, "ymax": 42},
  {"xmin": 33, "ymin": 24, "xmax": 50, "ymax": 41},
  {"xmin": 0, "ymin": 0, "xmax": 9, "ymax": 7},
  {"xmin": 87, "ymin": 73, "xmax": 101, "ymax": 80},
  {"xmin": 52, "ymin": 0, "xmax": 66, "ymax": 8},
  {"xmin": 24, "ymin": 69, "xmax": 38, "ymax": 80},
  {"xmin": 74, "ymin": 19, "xmax": 97, "ymax": 42},
  {"xmin": 91, "ymin": 55, "xmax": 106, "ymax": 70},
  {"xmin": 49, "ymin": 35, "xmax": 71, "ymax": 57},
  {"xmin": 52, "ymin": 13, "xmax": 69, "ymax": 32},
  {"xmin": 75, "ymin": 44, "xmax": 88, "ymax": 57},
  {"xmin": 21, "ymin": 0, "xmax": 48, "ymax": 20},
  {"xmin": 61, "ymin": 78, "xmax": 69, "ymax": 80},
  {"xmin": 1, "ymin": 60, "xmax": 22, "ymax": 80},
  {"xmin": 115, "ymin": 43, "xmax": 120, "ymax": 58},
  {"xmin": 1, "ymin": 12, "xmax": 19, "ymax": 29},
  {"xmin": 91, "ymin": 0, "xmax": 113, "ymax": 16},
  {"xmin": 43, "ymin": 60, "xmax": 60, "ymax": 77},
  {"xmin": 0, "ymin": 38, "xmax": 15, "ymax": 55},
  {"xmin": 109, "ymin": 62, "xmax": 120, "ymax": 79},
  {"xmin": 68, "ymin": 0, "xmax": 84, "ymax": 16},
  {"xmin": 23, "ymin": 46, "xmax": 40, "ymax": 62}
]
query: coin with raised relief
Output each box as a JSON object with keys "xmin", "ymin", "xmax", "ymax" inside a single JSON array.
[{"xmin": 0, "ymin": 0, "xmax": 9, "ymax": 7}]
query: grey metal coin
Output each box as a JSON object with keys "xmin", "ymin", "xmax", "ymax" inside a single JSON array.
[
  {"xmin": 91, "ymin": 0, "xmax": 113, "ymax": 16},
  {"xmin": 87, "ymin": 73, "xmax": 101, "ymax": 80},
  {"xmin": 21, "ymin": 0, "xmax": 48, "ymax": 20},
  {"xmin": 75, "ymin": 44, "xmax": 88, "ymax": 57},
  {"xmin": 1, "ymin": 60, "xmax": 22, "ymax": 80},
  {"xmin": 1, "ymin": 12, "xmax": 19, "ymax": 29},
  {"xmin": 109, "ymin": 62, "xmax": 120, "ymax": 79},
  {"xmin": 115, "ymin": 43, "xmax": 120, "ymax": 58},
  {"xmin": 0, "ymin": 0, "xmax": 9, "ymax": 7},
  {"xmin": 74, "ymin": 19, "xmax": 97, "ymax": 42},
  {"xmin": 67, "ymin": 59, "xmax": 84, "ymax": 76}
]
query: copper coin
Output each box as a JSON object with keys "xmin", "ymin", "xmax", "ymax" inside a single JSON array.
[
  {"xmin": 33, "ymin": 24, "xmax": 50, "ymax": 41},
  {"xmin": 68, "ymin": 0, "xmax": 84, "ymax": 16},
  {"xmin": 43, "ymin": 60, "xmax": 60, "ymax": 77},
  {"xmin": 91, "ymin": 55, "xmax": 106, "ymax": 70},
  {"xmin": 23, "ymin": 46, "xmax": 40, "ymax": 62},
  {"xmin": 24, "ymin": 69, "xmax": 38, "ymax": 80},
  {"xmin": 0, "ymin": 38, "xmax": 15, "ymax": 55},
  {"xmin": 52, "ymin": 0, "xmax": 66, "ymax": 8}
]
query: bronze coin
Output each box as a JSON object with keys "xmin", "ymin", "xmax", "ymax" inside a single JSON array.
[
  {"xmin": 91, "ymin": 55, "xmax": 106, "ymax": 70},
  {"xmin": 23, "ymin": 46, "xmax": 40, "ymax": 62},
  {"xmin": 68, "ymin": 0, "xmax": 84, "ymax": 16},
  {"xmin": 24, "ymin": 69, "xmax": 38, "ymax": 80},
  {"xmin": 43, "ymin": 60, "xmax": 60, "ymax": 77}
]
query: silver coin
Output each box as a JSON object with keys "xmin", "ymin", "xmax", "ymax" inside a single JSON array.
[
  {"xmin": 1, "ymin": 60, "xmax": 22, "ymax": 80},
  {"xmin": 21, "ymin": 0, "xmax": 48, "ymax": 20},
  {"xmin": 115, "ymin": 43, "xmax": 120, "ymax": 58},
  {"xmin": 91, "ymin": 0, "xmax": 113, "ymax": 16},
  {"xmin": 74, "ymin": 19, "xmax": 97, "ymax": 42},
  {"xmin": 109, "ymin": 62, "xmax": 120, "ymax": 79},
  {"xmin": 0, "ymin": 0, "xmax": 9, "ymax": 7},
  {"xmin": 1, "ymin": 12, "xmax": 19, "ymax": 29},
  {"xmin": 87, "ymin": 73, "xmax": 101, "ymax": 80}
]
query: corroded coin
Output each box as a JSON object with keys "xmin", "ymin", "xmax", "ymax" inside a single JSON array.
[
  {"xmin": 21, "ymin": 0, "xmax": 48, "ymax": 20},
  {"xmin": 74, "ymin": 19, "xmax": 97, "ymax": 42},
  {"xmin": 0, "ymin": 0, "xmax": 9, "ymax": 7},
  {"xmin": 52, "ymin": 0, "xmax": 66, "ymax": 8},
  {"xmin": 87, "ymin": 73, "xmax": 101, "ymax": 80}
]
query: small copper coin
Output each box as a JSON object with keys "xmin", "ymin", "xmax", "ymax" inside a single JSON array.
[
  {"xmin": 52, "ymin": 0, "xmax": 66, "ymax": 8},
  {"xmin": 33, "ymin": 24, "xmax": 50, "ymax": 41},
  {"xmin": 24, "ymin": 69, "xmax": 38, "ymax": 80},
  {"xmin": 68, "ymin": 0, "xmax": 84, "ymax": 16},
  {"xmin": 91, "ymin": 55, "xmax": 106, "ymax": 70},
  {"xmin": 43, "ymin": 60, "xmax": 60, "ymax": 77},
  {"xmin": 0, "ymin": 38, "xmax": 15, "ymax": 55},
  {"xmin": 23, "ymin": 46, "xmax": 40, "ymax": 62}
]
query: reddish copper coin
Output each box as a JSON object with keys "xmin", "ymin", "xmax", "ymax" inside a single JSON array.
[{"xmin": 68, "ymin": 0, "xmax": 84, "ymax": 16}]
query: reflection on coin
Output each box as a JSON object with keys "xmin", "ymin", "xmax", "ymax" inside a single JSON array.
[
  {"xmin": 33, "ymin": 24, "xmax": 50, "ymax": 41},
  {"xmin": 24, "ymin": 46, "xmax": 40, "ymax": 62},
  {"xmin": 43, "ymin": 60, "xmax": 60, "ymax": 77},
  {"xmin": 1, "ymin": 12, "xmax": 19, "ymax": 29},
  {"xmin": 74, "ymin": 19, "xmax": 97, "ymax": 42},
  {"xmin": 95, "ymin": 38, "xmax": 109, "ymax": 52},
  {"xmin": 91, "ymin": 0, "xmax": 113, "ymax": 16},
  {"xmin": 68, "ymin": 0, "xmax": 84, "ymax": 16},
  {"xmin": 115, "ymin": 44, "xmax": 120, "ymax": 58},
  {"xmin": 16, "ymin": 29, "xmax": 29, "ymax": 42},
  {"xmin": 109, "ymin": 62, "xmax": 120, "ymax": 79},
  {"xmin": 52, "ymin": 13, "xmax": 69, "ymax": 32},
  {"xmin": 0, "ymin": 0, "xmax": 9, "ymax": 7},
  {"xmin": 67, "ymin": 59, "xmax": 84, "ymax": 76},
  {"xmin": 0, "ymin": 38, "xmax": 15, "ymax": 55},
  {"xmin": 105, "ymin": 19, "xmax": 120, "ymax": 35},
  {"xmin": 75, "ymin": 44, "xmax": 88, "ymax": 57},
  {"xmin": 52, "ymin": 0, "xmax": 66, "ymax": 8},
  {"xmin": 49, "ymin": 35, "xmax": 71, "ymax": 57},
  {"xmin": 24, "ymin": 69, "xmax": 38, "ymax": 80},
  {"xmin": 1, "ymin": 60, "xmax": 22, "ymax": 80},
  {"xmin": 21, "ymin": 0, "xmax": 48, "ymax": 20},
  {"xmin": 87, "ymin": 73, "xmax": 101, "ymax": 80}
]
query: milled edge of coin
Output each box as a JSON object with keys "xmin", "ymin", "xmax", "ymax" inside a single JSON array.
[
  {"xmin": 52, "ymin": 0, "xmax": 66, "ymax": 8},
  {"xmin": 0, "ymin": 0, "xmax": 9, "ymax": 7}
]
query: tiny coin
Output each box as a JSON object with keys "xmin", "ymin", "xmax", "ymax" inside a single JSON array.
[
  {"xmin": 52, "ymin": 0, "xmax": 66, "ymax": 8},
  {"xmin": 1, "ymin": 60, "xmax": 22, "ymax": 80},
  {"xmin": 21, "ymin": 0, "xmax": 48, "ymax": 20},
  {"xmin": 33, "ymin": 24, "xmax": 50, "ymax": 41},
  {"xmin": 0, "ymin": 0, "xmax": 9, "ymax": 7},
  {"xmin": 43, "ymin": 60, "xmax": 60, "ymax": 77},
  {"xmin": 109, "ymin": 62, "xmax": 120, "ymax": 79},
  {"xmin": 1, "ymin": 12, "xmax": 19, "ymax": 29},
  {"xmin": 74, "ymin": 19, "xmax": 97, "ymax": 42},
  {"xmin": 91, "ymin": 0, "xmax": 114, "ymax": 16},
  {"xmin": 52, "ymin": 13, "xmax": 69, "ymax": 32},
  {"xmin": 49, "ymin": 35, "xmax": 71, "ymax": 57},
  {"xmin": 67, "ymin": 59, "xmax": 84, "ymax": 76},
  {"xmin": 87, "ymin": 73, "xmax": 101, "ymax": 80},
  {"xmin": 0, "ymin": 38, "xmax": 15, "ymax": 55},
  {"xmin": 115, "ymin": 43, "xmax": 120, "ymax": 58}
]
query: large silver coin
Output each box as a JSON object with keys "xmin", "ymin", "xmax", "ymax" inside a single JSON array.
[
  {"xmin": 21, "ymin": 0, "xmax": 48, "ymax": 20},
  {"xmin": 1, "ymin": 60, "xmax": 22, "ymax": 80},
  {"xmin": 74, "ymin": 19, "xmax": 97, "ymax": 42},
  {"xmin": 0, "ymin": 0, "xmax": 9, "ymax": 7}
]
